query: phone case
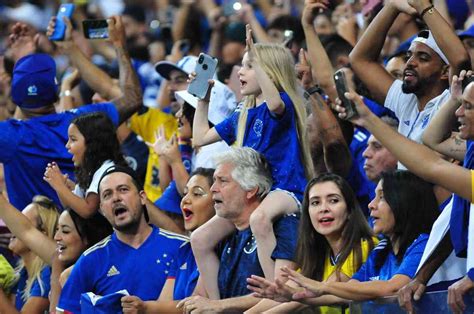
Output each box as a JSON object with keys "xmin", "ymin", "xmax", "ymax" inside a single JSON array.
[
  {"xmin": 334, "ymin": 69, "xmax": 358, "ymax": 119},
  {"xmin": 223, "ymin": 0, "xmax": 240, "ymax": 16},
  {"xmin": 188, "ymin": 53, "xmax": 218, "ymax": 99},
  {"xmin": 49, "ymin": 4, "xmax": 75, "ymax": 41},
  {"xmin": 82, "ymin": 20, "xmax": 109, "ymax": 39}
]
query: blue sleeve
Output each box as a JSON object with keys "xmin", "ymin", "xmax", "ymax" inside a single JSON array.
[
  {"xmin": 352, "ymin": 253, "xmax": 374, "ymax": 282},
  {"xmin": 57, "ymin": 254, "xmax": 94, "ymax": 313},
  {"xmin": 29, "ymin": 267, "xmax": 51, "ymax": 298},
  {"xmin": 0, "ymin": 121, "xmax": 19, "ymax": 162},
  {"xmin": 214, "ymin": 109, "xmax": 239, "ymax": 145},
  {"xmin": 395, "ymin": 234, "xmax": 429, "ymax": 279},
  {"xmin": 271, "ymin": 214, "xmax": 299, "ymax": 261},
  {"xmin": 73, "ymin": 103, "xmax": 120, "ymax": 126}
]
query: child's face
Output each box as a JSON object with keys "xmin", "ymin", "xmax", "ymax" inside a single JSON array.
[
  {"xmin": 66, "ymin": 123, "xmax": 86, "ymax": 167},
  {"xmin": 238, "ymin": 52, "xmax": 261, "ymax": 97}
]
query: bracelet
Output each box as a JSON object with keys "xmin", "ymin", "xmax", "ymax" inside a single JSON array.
[
  {"xmin": 59, "ymin": 90, "xmax": 72, "ymax": 97},
  {"xmin": 306, "ymin": 85, "xmax": 323, "ymax": 95},
  {"xmin": 420, "ymin": 5, "xmax": 434, "ymax": 18}
]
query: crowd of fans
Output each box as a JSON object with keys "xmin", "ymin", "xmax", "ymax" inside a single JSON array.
[{"xmin": 0, "ymin": 0, "xmax": 474, "ymax": 313}]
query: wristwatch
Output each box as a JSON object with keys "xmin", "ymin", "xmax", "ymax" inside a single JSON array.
[{"xmin": 304, "ymin": 85, "xmax": 323, "ymax": 100}]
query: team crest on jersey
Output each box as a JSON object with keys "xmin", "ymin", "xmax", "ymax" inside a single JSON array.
[
  {"xmin": 253, "ymin": 119, "xmax": 263, "ymax": 137},
  {"xmin": 244, "ymin": 235, "xmax": 257, "ymax": 254}
]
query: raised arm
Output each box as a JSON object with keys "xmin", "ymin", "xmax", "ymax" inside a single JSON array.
[
  {"xmin": 422, "ymin": 71, "xmax": 468, "ymax": 161},
  {"xmin": 0, "ymin": 193, "xmax": 56, "ymax": 265},
  {"xmin": 246, "ymin": 25, "xmax": 283, "ymax": 114},
  {"xmin": 349, "ymin": 2, "xmax": 411, "ymax": 104},
  {"xmin": 46, "ymin": 17, "xmax": 122, "ymax": 103},
  {"xmin": 408, "ymin": 0, "xmax": 471, "ymax": 76},
  {"xmin": 301, "ymin": 1, "xmax": 338, "ymax": 103},
  {"xmin": 338, "ymin": 91, "xmax": 473, "ymax": 202},
  {"xmin": 191, "ymin": 83, "xmax": 222, "ymax": 147}
]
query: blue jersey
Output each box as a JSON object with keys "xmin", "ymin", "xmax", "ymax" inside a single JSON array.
[
  {"xmin": 0, "ymin": 103, "xmax": 119, "ymax": 210},
  {"xmin": 215, "ymin": 92, "xmax": 306, "ymax": 200},
  {"xmin": 57, "ymin": 226, "xmax": 187, "ymax": 313},
  {"xmin": 218, "ymin": 214, "xmax": 299, "ymax": 298},
  {"xmin": 14, "ymin": 266, "xmax": 51, "ymax": 310},
  {"xmin": 168, "ymin": 241, "xmax": 199, "ymax": 300},
  {"xmin": 352, "ymin": 234, "xmax": 428, "ymax": 282}
]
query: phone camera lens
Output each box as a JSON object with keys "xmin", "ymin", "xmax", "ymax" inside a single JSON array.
[
  {"xmin": 198, "ymin": 56, "xmax": 204, "ymax": 64},
  {"xmin": 202, "ymin": 64, "xmax": 208, "ymax": 70}
]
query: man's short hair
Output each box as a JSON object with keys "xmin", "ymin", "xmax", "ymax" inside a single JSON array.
[{"xmin": 214, "ymin": 147, "xmax": 273, "ymax": 200}]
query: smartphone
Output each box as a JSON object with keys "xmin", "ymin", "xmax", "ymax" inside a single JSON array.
[
  {"xmin": 223, "ymin": 0, "xmax": 242, "ymax": 16},
  {"xmin": 333, "ymin": 69, "xmax": 357, "ymax": 119},
  {"xmin": 82, "ymin": 19, "xmax": 109, "ymax": 39},
  {"xmin": 49, "ymin": 3, "xmax": 75, "ymax": 41},
  {"xmin": 188, "ymin": 53, "xmax": 218, "ymax": 99}
]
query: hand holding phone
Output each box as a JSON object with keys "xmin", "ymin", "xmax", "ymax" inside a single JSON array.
[
  {"xmin": 334, "ymin": 69, "xmax": 358, "ymax": 119},
  {"xmin": 49, "ymin": 4, "xmax": 75, "ymax": 41},
  {"xmin": 187, "ymin": 53, "xmax": 218, "ymax": 100}
]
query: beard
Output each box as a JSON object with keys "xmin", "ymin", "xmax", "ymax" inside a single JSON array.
[{"xmin": 401, "ymin": 78, "xmax": 421, "ymax": 94}]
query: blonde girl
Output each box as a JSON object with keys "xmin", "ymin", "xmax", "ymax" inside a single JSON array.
[{"xmin": 191, "ymin": 25, "xmax": 313, "ymax": 299}]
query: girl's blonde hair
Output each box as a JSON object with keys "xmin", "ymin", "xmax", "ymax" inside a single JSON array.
[
  {"xmin": 16, "ymin": 196, "xmax": 59, "ymax": 302},
  {"xmin": 236, "ymin": 43, "xmax": 314, "ymax": 179}
]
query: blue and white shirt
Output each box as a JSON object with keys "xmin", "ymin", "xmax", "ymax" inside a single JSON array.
[
  {"xmin": 352, "ymin": 234, "xmax": 429, "ymax": 282},
  {"xmin": 57, "ymin": 226, "xmax": 187, "ymax": 313},
  {"xmin": 217, "ymin": 214, "xmax": 299, "ymax": 298}
]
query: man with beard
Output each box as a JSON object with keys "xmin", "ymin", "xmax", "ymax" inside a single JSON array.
[
  {"xmin": 349, "ymin": 0, "xmax": 470, "ymax": 166},
  {"xmin": 56, "ymin": 166, "xmax": 187, "ymax": 313}
]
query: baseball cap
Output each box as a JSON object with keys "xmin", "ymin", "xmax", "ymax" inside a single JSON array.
[
  {"xmin": 155, "ymin": 56, "xmax": 197, "ymax": 80},
  {"xmin": 11, "ymin": 53, "xmax": 59, "ymax": 109},
  {"xmin": 459, "ymin": 24, "xmax": 474, "ymax": 39},
  {"xmin": 175, "ymin": 80, "xmax": 237, "ymax": 125},
  {"xmin": 411, "ymin": 30, "xmax": 449, "ymax": 64}
]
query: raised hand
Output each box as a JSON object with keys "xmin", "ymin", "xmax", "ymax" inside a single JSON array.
[
  {"xmin": 43, "ymin": 162, "xmax": 68, "ymax": 191},
  {"xmin": 8, "ymin": 23, "xmax": 38, "ymax": 62},
  {"xmin": 295, "ymin": 48, "xmax": 314, "ymax": 90},
  {"xmin": 46, "ymin": 16, "xmax": 74, "ymax": 51},
  {"xmin": 451, "ymin": 69, "xmax": 473, "ymax": 103},
  {"xmin": 245, "ymin": 24, "xmax": 256, "ymax": 62},
  {"xmin": 333, "ymin": 91, "xmax": 374, "ymax": 126},
  {"xmin": 388, "ymin": 0, "xmax": 418, "ymax": 15},
  {"xmin": 407, "ymin": 0, "xmax": 433, "ymax": 13},
  {"xmin": 302, "ymin": 1, "xmax": 329, "ymax": 28},
  {"xmin": 107, "ymin": 16, "xmax": 126, "ymax": 48}
]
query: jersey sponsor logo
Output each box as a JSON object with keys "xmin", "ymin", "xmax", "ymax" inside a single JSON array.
[
  {"xmin": 244, "ymin": 235, "xmax": 257, "ymax": 254},
  {"xmin": 107, "ymin": 265, "xmax": 120, "ymax": 277}
]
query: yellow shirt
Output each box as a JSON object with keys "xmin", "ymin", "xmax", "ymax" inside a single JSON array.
[
  {"xmin": 129, "ymin": 108, "xmax": 177, "ymax": 202},
  {"xmin": 318, "ymin": 238, "xmax": 377, "ymax": 314}
]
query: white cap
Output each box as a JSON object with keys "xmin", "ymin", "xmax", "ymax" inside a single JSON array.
[
  {"xmin": 175, "ymin": 80, "xmax": 237, "ymax": 125},
  {"xmin": 412, "ymin": 30, "xmax": 449, "ymax": 64}
]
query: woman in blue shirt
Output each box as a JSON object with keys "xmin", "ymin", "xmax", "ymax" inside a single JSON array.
[{"xmin": 279, "ymin": 171, "xmax": 439, "ymax": 302}]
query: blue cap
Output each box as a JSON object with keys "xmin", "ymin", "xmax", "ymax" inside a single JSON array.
[
  {"xmin": 154, "ymin": 181, "xmax": 182, "ymax": 215},
  {"xmin": 459, "ymin": 24, "xmax": 474, "ymax": 39},
  {"xmin": 11, "ymin": 53, "xmax": 58, "ymax": 109}
]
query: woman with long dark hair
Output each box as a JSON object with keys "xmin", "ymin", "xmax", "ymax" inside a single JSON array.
[
  {"xmin": 278, "ymin": 171, "xmax": 439, "ymax": 305},
  {"xmin": 247, "ymin": 173, "xmax": 375, "ymax": 312}
]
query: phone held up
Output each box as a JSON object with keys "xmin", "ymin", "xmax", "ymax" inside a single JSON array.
[
  {"xmin": 223, "ymin": 0, "xmax": 242, "ymax": 16},
  {"xmin": 49, "ymin": 3, "xmax": 75, "ymax": 41},
  {"xmin": 82, "ymin": 19, "xmax": 109, "ymax": 39},
  {"xmin": 188, "ymin": 53, "xmax": 218, "ymax": 100},
  {"xmin": 333, "ymin": 69, "xmax": 358, "ymax": 119}
]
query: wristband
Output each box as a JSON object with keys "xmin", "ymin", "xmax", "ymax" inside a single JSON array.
[
  {"xmin": 304, "ymin": 85, "xmax": 323, "ymax": 100},
  {"xmin": 420, "ymin": 5, "xmax": 435, "ymax": 18}
]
